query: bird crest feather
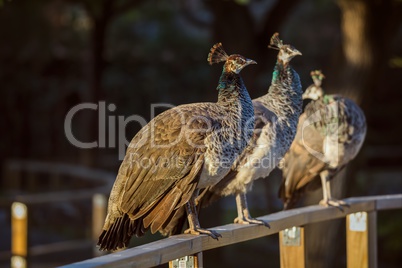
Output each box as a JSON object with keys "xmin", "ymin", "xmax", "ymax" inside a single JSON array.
[
  {"xmin": 268, "ymin": 32, "xmax": 283, "ymax": 50},
  {"xmin": 207, "ymin": 42, "xmax": 229, "ymax": 65},
  {"xmin": 310, "ymin": 70, "xmax": 325, "ymax": 80}
]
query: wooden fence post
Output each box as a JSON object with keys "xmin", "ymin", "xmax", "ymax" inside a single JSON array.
[
  {"xmin": 11, "ymin": 202, "xmax": 28, "ymax": 268},
  {"xmin": 279, "ymin": 226, "xmax": 305, "ymax": 268},
  {"xmin": 92, "ymin": 194, "xmax": 107, "ymax": 256},
  {"xmin": 169, "ymin": 252, "xmax": 203, "ymax": 268},
  {"xmin": 347, "ymin": 211, "xmax": 377, "ymax": 268}
]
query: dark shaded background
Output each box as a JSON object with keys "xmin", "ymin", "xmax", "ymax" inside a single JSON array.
[{"xmin": 0, "ymin": 0, "xmax": 401, "ymax": 267}]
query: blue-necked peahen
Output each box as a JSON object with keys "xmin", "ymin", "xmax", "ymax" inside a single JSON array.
[
  {"xmin": 98, "ymin": 43, "xmax": 256, "ymax": 251},
  {"xmin": 160, "ymin": 33, "xmax": 303, "ymax": 235}
]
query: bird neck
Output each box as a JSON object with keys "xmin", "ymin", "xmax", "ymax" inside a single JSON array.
[
  {"xmin": 322, "ymin": 94, "xmax": 334, "ymax": 105},
  {"xmin": 216, "ymin": 71, "xmax": 247, "ymax": 107},
  {"xmin": 216, "ymin": 70, "xmax": 254, "ymax": 132},
  {"xmin": 262, "ymin": 60, "xmax": 303, "ymax": 121},
  {"xmin": 271, "ymin": 60, "xmax": 291, "ymax": 85}
]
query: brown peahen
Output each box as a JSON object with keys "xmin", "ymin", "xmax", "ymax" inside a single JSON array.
[
  {"xmin": 159, "ymin": 33, "xmax": 303, "ymax": 235},
  {"xmin": 278, "ymin": 70, "xmax": 367, "ymax": 210},
  {"xmin": 97, "ymin": 43, "xmax": 256, "ymax": 251},
  {"xmin": 199, "ymin": 33, "xmax": 303, "ymax": 226}
]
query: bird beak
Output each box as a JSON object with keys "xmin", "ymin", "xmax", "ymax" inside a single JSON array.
[
  {"xmin": 246, "ymin": 59, "xmax": 257, "ymax": 65},
  {"xmin": 293, "ymin": 49, "xmax": 302, "ymax": 56}
]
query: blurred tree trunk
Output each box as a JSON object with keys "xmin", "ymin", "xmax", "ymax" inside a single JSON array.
[
  {"xmin": 304, "ymin": 0, "xmax": 401, "ymax": 267},
  {"xmin": 76, "ymin": 0, "xmax": 145, "ymax": 166},
  {"xmin": 79, "ymin": 0, "xmax": 112, "ymax": 167}
]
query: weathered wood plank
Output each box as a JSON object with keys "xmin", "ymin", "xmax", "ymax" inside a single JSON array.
[
  {"xmin": 368, "ymin": 212, "xmax": 378, "ymax": 268},
  {"xmin": 11, "ymin": 202, "xmax": 28, "ymax": 268},
  {"xmin": 14, "ymin": 188, "xmax": 110, "ymax": 205},
  {"xmin": 347, "ymin": 212, "xmax": 368, "ymax": 268},
  {"xmin": 346, "ymin": 211, "xmax": 378, "ymax": 268},
  {"xmin": 11, "ymin": 202, "xmax": 28, "ymax": 257},
  {"xmin": 279, "ymin": 227, "xmax": 305, "ymax": 268},
  {"xmin": 59, "ymin": 194, "xmax": 402, "ymax": 268},
  {"xmin": 375, "ymin": 195, "xmax": 402, "ymax": 210},
  {"xmin": 3, "ymin": 160, "xmax": 115, "ymax": 204},
  {"xmin": 30, "ymin": 240, "xmax": 93, "ymax": 256},
  {"xmin": 169, "ymin": 252, "xmax": 202, "ymax": 268}
]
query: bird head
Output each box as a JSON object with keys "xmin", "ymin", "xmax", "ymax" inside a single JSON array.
[
  {"xmin": 302, "ymin": 70, "xmax": 325, "ymax": 100},
  {"xmin": 310, "ymin": 70, "xmax": 325, "ymax": 87},
  {"xmin": 268, "ymin": 32, "xmax": 302, "ymax": 65},
  {"xmin": 208, "ymin": 43, "xmax": 257, "ymax": 74}
]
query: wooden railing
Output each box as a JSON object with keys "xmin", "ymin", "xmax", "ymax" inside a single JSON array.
[
  {"xmin": 59, "ymin": 194, "xmax": 402, "ymax": 268},
  {"xmin": 1, "ymin": 160, "xmax": 114, "ymax": 268}
]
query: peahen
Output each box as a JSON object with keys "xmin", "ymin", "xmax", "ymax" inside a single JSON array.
[
  {"xmin": 160, "ymin": 33, "xmax": 303, "ymax": 235},
  {"xmin": 278, "ymin": 70, "xmax": 367, "ymax": 210},
  {"xmin": 97, "ymin": 43, "xmax": 256, "ymax": 251}
]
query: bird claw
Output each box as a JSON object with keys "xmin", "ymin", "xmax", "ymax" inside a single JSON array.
[
  {"xmin": 319, "ymin": 199, "xmax": 350, "ymax": 212},
  {"xmin": 184, "ymin": 228, "xmax": 222, "ymax": 240},
  {"xmin": 234, "ymin": 217, "xmax": 270, "ymax": 228}
]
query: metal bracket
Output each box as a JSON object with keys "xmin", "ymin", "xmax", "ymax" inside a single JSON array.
[
  {"xmin": 282, "ymin": 226, "xmax": 301, "ymax": 246},
  {"xmin": 170, "ymin": 256, "xmax": 195, "ymax": 268},
  {"xmin": 349, "ymin": 212, "xmax": 367, "ymax": 232}
]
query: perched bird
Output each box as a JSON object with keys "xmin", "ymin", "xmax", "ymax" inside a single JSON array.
[
  {"xmin": 278, "ymin": 70, "xmax": 367, "ymax": 210},
  {"xmin": 159, "ymin": 33, "xmax": 302, "ymax": 235},
  {"xmin": 97, "ymin": 43, "xmax": 256, "ymax": 251},
  {"xmin": 199, "ymin": 33, "xmax": 303, "ymax": 225}
]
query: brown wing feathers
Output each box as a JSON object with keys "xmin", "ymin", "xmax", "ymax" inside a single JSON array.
[
  {"xmin": 143, "ymin": 154, "xmax": 204, "ymax": 233},
  {"xmin": 279, "ymin": 112, "xmax": 327, "ymax": 209},
  {"xmin": 143, "ymin": 187, "xmax": 183, "ymax": 232},
  {"xmin": 98, "ymin": 107, "xmax": 209, "ymax": 251},
  {"xmin": 98, "ymin": 214, "xmax": 139, "ymax": 251}
]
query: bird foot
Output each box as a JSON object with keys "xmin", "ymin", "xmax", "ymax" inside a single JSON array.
[
  {"xmin": 234, "ymin": 217, "xmax": 270, "ymax": 228},
  {"xmin": 184, "ymin": 227, "xmax": 222, "ymax": 240},
  {"xmin": 319, "ymin": 199, "xmax": 350, "ymax": 212}
]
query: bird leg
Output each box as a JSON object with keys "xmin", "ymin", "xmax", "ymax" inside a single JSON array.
[
  {"xmin": 184, "ymin": 191, "xmax": 222, "ymax": 240},
  {"xmin": 319, "ymin": 170, "xmax": 349, "ymax": 211},
  {"xmin": 234, "ymin": 193, "xmax": 270, "ymax": 227}
]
